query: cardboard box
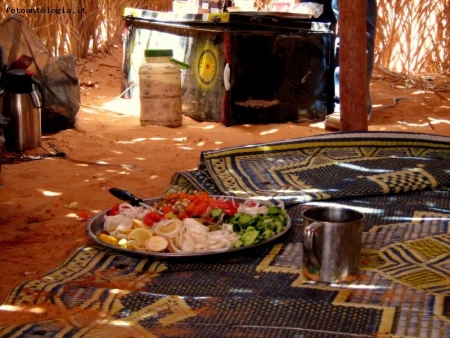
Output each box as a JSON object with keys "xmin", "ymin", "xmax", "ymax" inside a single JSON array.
[{"xmin": 122, "ymin": 9, "xmax": 334, "ymax": 125}]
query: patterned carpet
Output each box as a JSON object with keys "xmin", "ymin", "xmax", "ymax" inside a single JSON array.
[
  {"xmin": 169, "ymin": 131, "xmax": 450, "ymax": 204},
  {"xmin": 2, "ymin": 132, "xmax": 450, "ymax": 337}
]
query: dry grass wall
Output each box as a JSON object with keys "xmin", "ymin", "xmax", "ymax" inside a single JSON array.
[
  {"xmin": 0, "ymin": 0, "xmax": 172, "ymax": 58},
  {"xmin": 0, "ymin": 0, "xmax": 449, "ymax": 75}
]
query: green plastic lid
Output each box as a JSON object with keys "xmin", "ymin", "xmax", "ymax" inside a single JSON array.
[{"xmin": 144, "ymin": 49, "xmax": 173, "ymax": 57}]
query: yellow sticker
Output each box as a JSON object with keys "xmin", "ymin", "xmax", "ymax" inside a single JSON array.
[{"xmin": 207, "ymin": 13, "xmax": 230, "ymax": 23}]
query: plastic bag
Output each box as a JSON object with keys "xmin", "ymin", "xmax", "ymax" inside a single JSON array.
[
  {"xmin": 291, "ymin": 2, "xmax": 324, "ymax": 18},
  {"xmin": 0, "ymin": 15, "xmax": 80, "ymax": 133}
]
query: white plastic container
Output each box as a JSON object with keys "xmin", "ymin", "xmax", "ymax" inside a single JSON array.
[
  {"xmin": 233, "ymin": 0, "xmax": 256, "ymax": 10},
  {"xmin": 139, "ymin": 49, "xmax": 182, "ymax": 127}
]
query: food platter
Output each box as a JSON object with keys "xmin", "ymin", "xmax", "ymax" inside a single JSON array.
[{"xmin": 86, "ymin": 195, "xmax": 292, "ymax": 259}]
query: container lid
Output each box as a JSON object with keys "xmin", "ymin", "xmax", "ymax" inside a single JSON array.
[
  {"xmin": 5, "ymin": 69, "xmax": 33, "ymax": 93},
  {"xmin": 144, "ymin": 49, "xmax": 173, "ymax": 57}
]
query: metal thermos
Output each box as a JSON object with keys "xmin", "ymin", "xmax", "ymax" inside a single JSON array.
[
  {"xmin": 0, "ymin": 46, "xmax": 5, "ymax": 115},
  {"xmin": 2, "ymin": 69, "xmax": 45, "ymax": 151}
]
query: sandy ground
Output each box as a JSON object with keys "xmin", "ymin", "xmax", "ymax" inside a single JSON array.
[{"xmin": 1, "ymin": 45, "xmax": 450, "ymax": 320}]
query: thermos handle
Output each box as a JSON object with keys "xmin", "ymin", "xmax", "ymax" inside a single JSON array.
[
  {"xmin": 304, "ymin": 222, "xmax": 323, "ymax": 269},
  {"xmin": 0, "ymin": 45, "xmax": 4, "ymax": 97},
  {"xmin": 30, "ymin": 77, "xmax": 45, "ymax": 108},
  {"xmin": 0, "ymin": 65, "xmax": 6, "ymax": 97}
]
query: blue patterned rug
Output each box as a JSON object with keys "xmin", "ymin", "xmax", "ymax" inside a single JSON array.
[
  {"xmin": 168, "ymin": 131, "xmax": 450, "ymax": 204},
  {"xmin": 2, "ymin": 132, "xmax": 450, "ymax": 337}
]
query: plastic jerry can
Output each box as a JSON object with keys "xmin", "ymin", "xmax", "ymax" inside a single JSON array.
[{"xmin": 138, "ymin": 49, "xmax": 182, "ymax": 127}]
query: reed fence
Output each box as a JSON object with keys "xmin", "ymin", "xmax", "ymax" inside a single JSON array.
[{"xmin": 1, "ymin": 0, "xmax": 449, "ymax": 77}]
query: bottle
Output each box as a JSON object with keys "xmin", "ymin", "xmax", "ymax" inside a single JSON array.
[
  {"xmin": 138, "ymin": 49, "xmax": 182, "ymax": 127},
  {"xmin": 9, "ymin": 54, "xmax": 34, "ymax": 70}
]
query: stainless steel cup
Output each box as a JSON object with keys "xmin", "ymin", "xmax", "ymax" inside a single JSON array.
[{"xmin": 302, "ymin": 207, "xmax": 364, "ymax": 283}]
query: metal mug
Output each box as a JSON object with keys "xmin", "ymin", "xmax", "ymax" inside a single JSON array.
[{"xmin": 302, "ymin": 207, "xmax": 364, "ymax": 283}]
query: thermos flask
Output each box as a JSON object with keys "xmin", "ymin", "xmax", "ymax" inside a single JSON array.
[{"xmin": 2, "ymin": 69, "xmax": 45, "ymax": 152}]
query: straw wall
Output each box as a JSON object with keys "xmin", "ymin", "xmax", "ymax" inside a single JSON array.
[
  {"xmin": 376, "ymin": 0, "xmax": 450, "ymax": 74},
  {"xmin": 0, "ymin": 0, "xmax": 449, "ymax": 75},
  {"xmin": 0, "ymin": 0, "xmax": 173, "ymax": 58}
]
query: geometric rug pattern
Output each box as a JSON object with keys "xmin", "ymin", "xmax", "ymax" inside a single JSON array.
[
  {"xmin": 2, "ymin": 132, "xmax": 450, "ymax": 337},
  {"xmin": 174, "ymin": 132, "xmax": 450, "ymax": 204},
  {"xmin": 2, "ymin": 190, "xmax": 450, "ymax": 337}
]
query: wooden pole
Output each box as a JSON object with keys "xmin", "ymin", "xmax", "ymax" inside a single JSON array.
[{"xmin": 339, "ymin": 0, "xmax": 368, "ymax": 131}]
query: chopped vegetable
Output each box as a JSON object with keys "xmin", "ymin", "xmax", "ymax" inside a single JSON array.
[
  {"xmin": 238, "ymin": 214, "xmax": 252, "ymax": 226},
  {"xmin": 98, "ymin": 192, "xmax": 287, "ymax": 254},
  {"xmin": 240, "ymin": 227, "xmax": 259, "ymax": 246},
  {"xmin": 107, "ymin": 203, "xmax": 120, "ymax": 216},
  {"xmin": 233, "ymin": 239, "xmax": 244, "ymax": 248},
  {"xmin": 162, "ymin": 205, "xmax": 173, "ymax": 214},
  {"xmin": 210, "ymin": 208, "xmax": 223, "ymax": 219},
  {"xmin": 259, "ymin": 229, "xmax": 274, "ymax": 241},
  {"xmin": 208, "ymin": 199, "xmax": 238, "ymax": 216},
  {"xmin": 77, "ymin": 210, "xmax": 90, "ymax": 221},
  {"xmin": 225, "ymin": 201, "xmax": 287, "ymax": 248},
  {"xmin": 267, "ymin": 205, "xmax": 280, "ymax": 215},
  {"xmin": 143, "ymin": 211, "xmax": 163, "ymax": 226}
]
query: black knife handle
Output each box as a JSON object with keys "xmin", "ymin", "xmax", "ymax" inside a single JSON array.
[{"xmin": 109, "ymin": 187, "xmax": 143, "ymax": 206}]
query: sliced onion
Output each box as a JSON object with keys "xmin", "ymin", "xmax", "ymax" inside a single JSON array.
[
  {"xmin": 207, "ymin": 230, "xmax": 231, "ymax": 238},
  {"xmin": 181, "ymin": 239, "xmax": 195, "ymax": 253},
  {"xmin": 154, "ymin": 219, "xmax": 182, "ymax": 238},
  {"xmin": 168, "ymin": 239, "xmax": 183, "ymax": 253},
  {"xmin": 135, "ymin": 208, "xmax": 151, "ymax": 219},
  {"xmin": 208, "ymin": 238, "xmax": 232, "ymax": 251},
  {"xmin": 195, "ymin": 243, "xmax": 207, "ymax": 251},
  {"xmin": 145, "ymin": 236, "xmax": 169, "ymax": 252},
  {"xmin": 237, "ymin": 203, "xmax": 268, "ymax": 216},
  {"xmin": 228, "ymin": 233, "xmax": 240, "ymax": 243},
  {"xmin": 117, "ymin": 222, "xmax": 133, "ymax": 234},
  {"xmin": 104, "ymin": 215, "xmax": 133, "ymax": 232},
  {"xmin": 118, "ymin": 203, "xmax": 139, "ymax": 218},
  {"xmin": 162, "ymin": 217, "xmax": 242, "ymax": 253},
  {"xmin": 101, "ymin": 199, "xmax": 260, "ymax": 254},
  {"xmin": 183, "ymin": 218, "xmax": 209, "ymax": 231},
  {"xmin": 112, "ymin": 232, "xmax": 128, "ymax": 240},
  {"xmin": 190, "ymin": 230, "xmax": 207, "ymax": 244}
]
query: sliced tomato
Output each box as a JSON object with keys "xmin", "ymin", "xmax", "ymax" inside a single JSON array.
[
  {"xmin": 197, "ymin": 192, "xmax": 209, "ymax": 202},
  {"xmin": 208, "ymin": 200, "xmax": 229, "ymax": 209},
  {"xmin": 107, "ymin": 203, "xmax": 120, "ymax": 216},
  {"xmin": 162, "ymin": 205, "xmax": 173, "ymax": 214},
  {"xmin": 143, "ymin": 216, "xmax": 154, "ymax": 227},
  {"xmin": 168, "ymin": 193, "xmax": 179, "ymax": 200},
  {"xmin": 77, "ymin": 210, "xmax": 90, "ymax": 220},
  {"xmin": 143, "ymin": 211, "xmax": 163, "ymax": 226},
  {"xmin": 193, "ymin": 202, "xmax": 207, "ymax": 216},
  {"xmin": 209, "ymin": 199, "xmax": 238, "ymax": 216},
  {"xmin": 187, "ymin": 194, "xmax": 198, "ymax": 202},
  {"xmin": 225, "ymin": 204, "xmax": 238, "ymax": 216},
  {"xmin": 184, "ymin": 202, "xmax": 197, "ymax": 215},
  {"xmin": 178, "ymin": 211, "xmax": 189, "ymax": 220},
  {"xmin": 204, "ymin": 217, "xmax": 216, "ymax": 225},
  {"xmin": 149, "ymin": 211, "xmax": 163, "ymax": 221}
]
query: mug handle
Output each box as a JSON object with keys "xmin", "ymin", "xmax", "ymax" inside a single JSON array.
[{"xmin": 304, "ymin": 222, "xmax": 323, "ymax": 269}]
